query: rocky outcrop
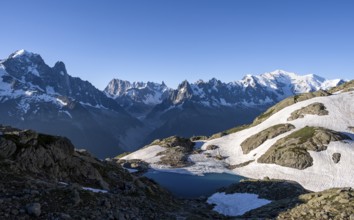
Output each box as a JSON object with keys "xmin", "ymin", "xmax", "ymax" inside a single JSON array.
[
  {"xmin": 148, "ymin": 136, "xmax": 196, "ymax": 168},
  {"xmin": 0, "ymin": 126, "xmax": 112, "ymax": 190},
  {"xmin": 252, "ymin": 90, "xmax": 331, "ymax": 126},
  {"xmin": 225, "ymin": 180, "xmax": 354, "ymax": 219},
  {"xmin": 227, "ymin": 160, "xmax": 255, "ymax": 169},
  {"xmin": 220, "ymin": 178, "xmax": 310, "ymax": 201},
  {"xmin": 258, "ymin": 126, "xmax": 351, "ymax": 169},
  {"xmin": 275, "ymin": 188, "xmax": 354, "ymax": 220},
  {"xmin": 0, "ymin": 126, "xmax": 225, "ymax": 219},
  {"xmin": 240, "ymin": 124, "xmax": 295, "ymax": 154},
  {"xmin": 157, "ymin": 146, "xmax": 194, "ymax": 168},
  {"xmin": 119, "ymin": 159, "xmax": 150, "ymax": 172},
  {"xmin": 329, "ymin": 80, "xmax": 354, "ymax": 93},
  {"xmin": 287, "ymin": 102, "xmax": 328, "ymax": 121},
  {"xmin": 150, "ymin": 136, "xmax": 195, "ymax": 150},
  {"xmin": 205, "ymin": 144, "xmax": 219, "ymax": 150},
  {"xmin": 332, "ymin": 153, "xmax": 341, "ymax": 163}
]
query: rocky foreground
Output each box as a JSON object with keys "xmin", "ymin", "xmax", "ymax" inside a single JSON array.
[
  {"xmin": 0, "ymin": 126, "xmax": 224, "ymax": 220},
  {"xmin": 1, "ymin": 125, "xmax": 354, "ymax": 219},
  {"xmin": 218, "ymin": 179, "xmax": 354, "ymax": 219}
]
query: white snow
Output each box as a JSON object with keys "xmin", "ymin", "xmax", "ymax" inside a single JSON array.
[
  {"xmin": 142, "ymin": 92, "xmax": 164, "ymax": 105},
  {"xmin": 121, "ymin": 145, "xmax": 166, "ymax": 164},
  {"xmin": 79, "ymin": 101, "xmax": 108, "ymax": 110},
  {"xmin": 25, "ymin": 90, "xmax": 35, "ymax": 96},
  {"xmin": 207, "ymin": 192, "xmax": 271, "ymax": 216},
  {"xmin": 125, "ymin": 168, "xmax": 139, "ymax": 173},
  {"xmin": 57, "ymin": 182, "xmax": 107, "ymax": 193},
  {"xmin": 11, "ymin": 49, "xmax": 32, "ymax": 58},
  {"xmin": 56, "ymin": 98, "xmax": 68, "ymax": 106},
  {"xmin": 82, "ymin": 187, "xmax": 108, "ymax": 193},
  {"xmin": 27, "ymin": 65, "xmax": 40, "ymax": 76}
]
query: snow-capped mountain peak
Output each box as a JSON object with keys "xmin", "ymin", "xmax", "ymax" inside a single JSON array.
[
  {"xmin": 9, "ymin": 49, "xmax": 34, "ymax": 59},
  {"xmin": 154, "ymin": 70, "xmax": 344, "ymax": 109},
  {"xmin": 104, "ymin": 78, "xmax": 171, "ymax": 106}
]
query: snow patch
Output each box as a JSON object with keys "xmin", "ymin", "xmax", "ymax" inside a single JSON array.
[
  {"xmin": 82, "ymin": 187, "xmax": 108, "ymax": 193},
  {"xmin": 207, "ymin": 192, "xmax": 271, "ymax": 216},
  {"xmin": 121, "ymin": 145, "xmax": 166, "ymax": 164},
  {"xmin": 56, "ymin": 98, "xmax": 68, "ymax": 106}
]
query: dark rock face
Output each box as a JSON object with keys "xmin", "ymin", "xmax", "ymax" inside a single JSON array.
[
  {"xmin": 258, "ymin": 126, "xmax": 351, "ymax": 169},
  {"xmin": 241, "ymin": 124, "xmax": 295, "ymax": 154},
  {"xmin": 287, "ymin": 102, "xmax": 329, "ymax": 121},
  {"xmin": 332, "ymin": 153, "xmax": 341, "ymax": 163},
  {"xmin": 0, "ymin": 126, "xmax": 225, "ymax": 219}
]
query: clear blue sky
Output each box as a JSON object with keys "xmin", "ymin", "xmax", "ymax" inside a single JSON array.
[{"xmin": 1, "ymin": 0, "xmax": 353, "ymax": 89}]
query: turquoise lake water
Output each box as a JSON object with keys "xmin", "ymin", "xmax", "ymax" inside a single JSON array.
[{"xmin": 144, "ymin": 171, "xmax": 244, "ymax": 198}]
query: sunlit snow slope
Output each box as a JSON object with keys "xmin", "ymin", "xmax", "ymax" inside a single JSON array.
[{"xmin": 123, "ymin": 87, "xmax": 354, "ymax": 191}]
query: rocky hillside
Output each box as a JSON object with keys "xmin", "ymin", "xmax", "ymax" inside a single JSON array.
[
  {"xmin": 121, "ymin": 81, "xmax": 354, "ymax": 192},
  {"xmin": 0, "ymin": 125, "xmax": 224, "ymax": 219}
]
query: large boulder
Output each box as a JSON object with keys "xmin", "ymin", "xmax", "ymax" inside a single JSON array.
[
  {"xmin": 332, "ymin": 153, "xmax": 341, "ymax": 163},
  {"xmin": 241, "ymin": 124, "xmax": 295, "ymax": 154},
  {"xmin": 157, "ymin": 146, "xmax": 194, "ymax": 168},
  {"xmin": 150, "ymin": 136, "xmax": 195, "ymax": 168},
  {"xmin": 287, "ymin": 102, "xmax": 328, "ymax": 121},
  {"xmin": 258, "ymin": 126, "xmax": 351, "ymax": 169},
  {"xmin": 150, "ymin": 136, "xmax": 195, "ymax": 150}
]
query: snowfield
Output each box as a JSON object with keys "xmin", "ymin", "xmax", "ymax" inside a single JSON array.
[
  {"xmin": 122, "ymin": 90, "xmax": 354, "ymax": 192},
  {"xmin": 207, "ymin": 192, "xmax": 271, "ymax": 216}
]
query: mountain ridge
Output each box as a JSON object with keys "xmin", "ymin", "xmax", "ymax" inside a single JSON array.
[
  {"xmin": 0, "ymin": 49, "xmax": 346, "ymax": 157},
  {"xmin": 0, "ymin": 50, "xmax": 141, "ymax": 158}
]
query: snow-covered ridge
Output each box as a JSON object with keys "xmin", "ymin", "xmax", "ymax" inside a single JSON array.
[
  {"xmin": 104, "ymin": 79, "xmax": 171, "ymax": 105},
  {"xmin": 106, "ymin": 70, "xmax": 343, "ymax": 109},
  {"xmin": 150, "ymin": 70, "xmax": 344, "ymax": 107},
  {"xmin": 10, "ymin": 49, "xmax": 35, "ymax": 59}
]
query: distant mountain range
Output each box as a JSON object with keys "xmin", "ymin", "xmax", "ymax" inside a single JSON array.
[
  {"xmin": 105, "ymin": 69, "xmax": 344, "ymax": 145},
  {"xmin": 0, "ymin": 50, "xmax": 345, "ymax": 157}
]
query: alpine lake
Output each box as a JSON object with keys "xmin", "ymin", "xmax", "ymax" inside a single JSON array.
[{"xmin": 144, "ymin": 171, "xmax": 244, "ymax": 198}]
